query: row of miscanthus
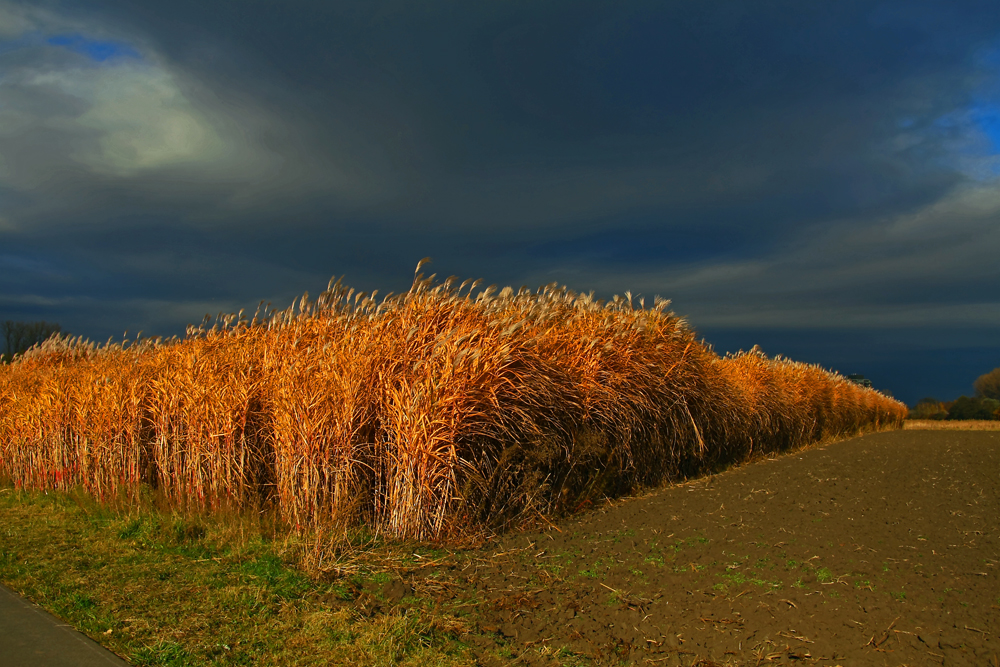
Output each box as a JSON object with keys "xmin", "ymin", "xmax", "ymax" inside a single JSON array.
[{"xmin": 0, "ymin": 267, "xmax": 907, "ymax": 540}]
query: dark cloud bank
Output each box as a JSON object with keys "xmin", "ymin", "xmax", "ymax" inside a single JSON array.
[{"xmin": 2, "ymin": 0, "xmax": 1000, "ymax": 405}]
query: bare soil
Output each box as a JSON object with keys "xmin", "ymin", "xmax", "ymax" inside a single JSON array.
[{"xmin": 434, "ymin": 429, "xmax": 1000, "ymax": 666}]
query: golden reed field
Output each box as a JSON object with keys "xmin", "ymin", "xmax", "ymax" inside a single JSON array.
[{"xmin": 0, "ymin": 264, "xmax": 906, "ymax": 540}]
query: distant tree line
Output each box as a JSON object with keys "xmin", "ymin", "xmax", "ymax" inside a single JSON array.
[
  {"xmin": 1, "ymin": 320, "xmax": 63, "ymax": 363},
  {"xmin": 910, "ymin": 366, "xmax": 1000, "ymax": 420}
]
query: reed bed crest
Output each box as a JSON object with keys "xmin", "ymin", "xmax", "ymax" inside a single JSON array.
[{"xmin": 0, "ymin": 263, "xmax": 907, "ymax": 540}]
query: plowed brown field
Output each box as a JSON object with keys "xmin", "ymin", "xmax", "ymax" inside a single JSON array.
[{"xmin": 447, "ymin": 429, "xmax": 1000, "ymax": 666}]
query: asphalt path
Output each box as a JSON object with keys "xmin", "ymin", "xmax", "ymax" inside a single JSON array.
[{"xmin": 0, "ymin": 583, "xmax": 130, "ymax": 667}]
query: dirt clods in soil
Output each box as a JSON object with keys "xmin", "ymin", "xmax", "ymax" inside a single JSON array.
[{"xmin": 433, "ymin": 430, "xmax": 1000, "ymax": 665}]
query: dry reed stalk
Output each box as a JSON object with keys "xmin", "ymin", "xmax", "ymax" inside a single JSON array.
[
  {"xmin": 266, "ymin": 318, "xmax": 383, "ymax": 532},
  {"xmin": 373, "ymin": 288, "xmax": 523, "ymax": 538},
  {"xmin": 146, "ymin": 328, "xmax": 271, "ymax": 510},
  {"xmin": 61, "ymin": 350, "xmax": 152, "ymax": 499}
]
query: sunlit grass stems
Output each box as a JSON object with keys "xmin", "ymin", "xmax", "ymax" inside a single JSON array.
[{"xmin": 0, "ymin": 262, "xmax": 907, "ymax": 541}]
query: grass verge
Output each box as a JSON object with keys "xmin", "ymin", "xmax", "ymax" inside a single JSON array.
[{"xmin": 0, "ymin": 483, "xmax": 485, "ymax": 667}]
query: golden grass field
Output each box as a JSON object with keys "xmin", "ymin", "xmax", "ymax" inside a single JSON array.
[
  {"xmin": 0, "ymin": 264, "xmax": 907, "ymax": 541},
  {"xmin": 905, "ymin": 419, "xmax": 1000, "ymax": 430}
]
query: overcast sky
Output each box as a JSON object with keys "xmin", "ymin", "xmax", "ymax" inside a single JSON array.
[{"xmin": 2, "ymin": 0, "xmax": 999, "ymax": 405}]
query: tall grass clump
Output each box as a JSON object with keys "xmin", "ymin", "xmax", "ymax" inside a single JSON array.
[{"xmin": 0, "ymin": 262, "xmax": 907, "ymax": 540}]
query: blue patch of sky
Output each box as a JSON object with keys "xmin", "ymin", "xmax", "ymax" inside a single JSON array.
[
  {"xmin": 905, "ymin": 39, "xmax": 1000, "ymax": 178},
  {"xmin": 966, "ymin": 41, "xmax": 1000, "ymax": 154},
  {"xmin": 968, "ymin": 103, "xmax": 1000, "ymax": 153},
  {"xmin": 46, "ymin": 33, "xmax": 140, "ymax": 62},
  {"xmin": 918, "ymin": 91, "xmax": 1000, "ymax": 178},
  {"xmin": 0, "ymin": 31, "xmax": 140, "ymax": 63}
]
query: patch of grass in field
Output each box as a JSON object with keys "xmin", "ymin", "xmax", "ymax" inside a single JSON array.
[
  {"xmin": 0, "ymin": 484, "xmax": 481, "ymax": 666},
  {"xmin": 715, "ymin": 570, "xmax": 782, "ymax": 591}
]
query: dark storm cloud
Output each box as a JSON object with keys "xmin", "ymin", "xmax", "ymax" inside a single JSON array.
[
  {"xmin": 2, "ymin": 0, "xmax": 999, "ymax": 403},
  {"xmin": 14, "ymin": 0, "xmax": 986, "ymax": 225}
]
